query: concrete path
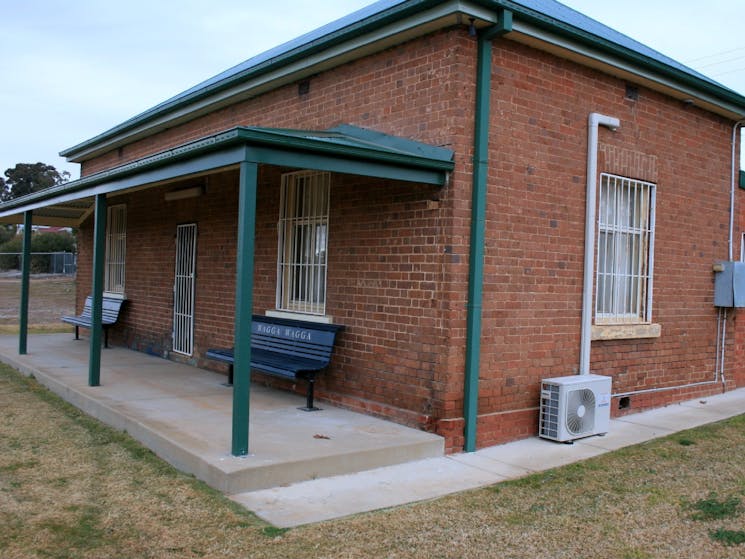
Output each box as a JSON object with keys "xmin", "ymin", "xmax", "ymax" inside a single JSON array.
[{"xmin": 233, "ymin": 387, "xmax": 745, "ymax": 527}]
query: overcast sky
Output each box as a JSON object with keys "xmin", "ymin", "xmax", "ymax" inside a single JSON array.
[{"xmin": 1, "ymin": 0, "xmax": 743, "ymax": 180}]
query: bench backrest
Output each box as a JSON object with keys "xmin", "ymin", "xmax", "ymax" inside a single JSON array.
[
  {"xmin": 250, "ymin": 315, "xmax": 343, "ymax": 364},
  {"xmin": 80, "ymin": 296, "xmax": 125, "ymax": 323}
]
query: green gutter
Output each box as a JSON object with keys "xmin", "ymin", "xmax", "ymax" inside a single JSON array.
[
  {"xmin": 740, "ymin": 170, "xmax": 745, "ymax": 189},
  {"xmin": 464, "ymin": 9, "xmax": 512, "ymax": 453}
]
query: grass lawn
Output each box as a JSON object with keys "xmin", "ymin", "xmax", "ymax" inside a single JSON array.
[{"xmin": 1, "ymin": 363, "xmax": 745, "ymax": 558}]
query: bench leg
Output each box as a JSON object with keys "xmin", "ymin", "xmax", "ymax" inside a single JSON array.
[
  {"xmin": 74, "ymin": 325, "xmax": 79, "ymax": 340},
  {"xmin": 299, "ymin": 376, "xmax": 321, "ymax": 412},
  {"xmin": 104, "ymin": 328, "xmax": 109, "ymax": 349},
  {"xmin": 221, "ymin": 364, "xmax": 234, "ymax": 387}
]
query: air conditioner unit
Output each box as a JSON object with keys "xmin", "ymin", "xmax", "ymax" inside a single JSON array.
[{"xmin": 539, "ymin": 374, "xmax": 612, "ymax": 442}]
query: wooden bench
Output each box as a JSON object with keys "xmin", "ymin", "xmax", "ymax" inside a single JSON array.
[
  {"xmin": 205, "ymin": 315, "xmax": 344, "ymax": 411},
  {"xmin": 61, "ymin": 295, "xmax": 125, "ymax": 348}
]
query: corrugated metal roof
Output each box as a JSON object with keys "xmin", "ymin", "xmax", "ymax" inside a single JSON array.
[
  {"xmin": 174, "ymin": 0, "xmax": 409, "ymax": 103},
  {"xmin": 254, "ymin": 124, "xmax": 454, "ymax": 162},
  {"xmin": 511, "ymin": 0, "xmax": 721, "ymax": 88},
  {"xmin": 60, "ymin": 0, "xmax": 413, "ymax": 157},
  {"xmin": 60, "ymin": 0, "xmax": 745, "ymax": 160},
  {"xmin": 111, "ymin": 0, "xmax": 739, "ymax": 118},
  {"xmin": 2, "ymin": 124, "xmax": 454, "ymax": 225}
]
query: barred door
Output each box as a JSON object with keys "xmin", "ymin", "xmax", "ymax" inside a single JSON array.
[{"xmin": 173, "ymin": 224, "xmax": 197, "ymax": 355}]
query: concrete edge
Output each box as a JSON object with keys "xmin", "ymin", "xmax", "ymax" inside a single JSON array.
[
  {"xmin": 0, "ymin": 351, "xmax": 232, "ymax": 490},
  {"xmin": 222, "ymin": 437, "xmax": 444, "ymax": 494},
  {"xmin": 0, "ymin": 349, "xmax": 445, "ymax": 494}
]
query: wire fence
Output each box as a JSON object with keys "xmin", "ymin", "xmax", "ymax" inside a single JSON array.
[{"xmin": 0, "ymin": 252, "xmax": 77, "ymax": 275}]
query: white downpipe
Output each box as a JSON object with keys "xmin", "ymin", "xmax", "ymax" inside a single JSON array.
[
  {"xmin": 720, "ymin": 309, "xmax": 728, "ymax": 386},
  {"xmin": 614, "ymin": 308, "xmax": 723, "ymax": 398},
  {"xmin": 723, "ymin": 119, "xmax": 743, "ymax": 386},
  {"xmin": 729, "ymin": 120, "xmax": 745, "ymax": 261},
  {"xmin": 612, "ymin": 120, "xmax": 743, "ymax": 396},
  {"xmin": 580, "ymin": 113, "xmax": 620, "ymax": 375}
]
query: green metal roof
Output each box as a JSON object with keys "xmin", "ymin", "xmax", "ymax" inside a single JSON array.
[
  {"xmin": 0, "ymin": 124, "xmax": 454, "ymax": 226},
  {"xmin": 60, "ymin": 0, "xmax": 745, "ymax": 163},
  {"xmin": 245, "ymin": 124, "xmax": 453, "ymax": 167}
]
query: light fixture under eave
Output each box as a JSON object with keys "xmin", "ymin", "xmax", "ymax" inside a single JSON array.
[
  {"xmin": 468, "ymin": 17, "xmax": 476, "ymax": 36},
  {"xmin": 164, "ymin": 185, "xmax": 204, "ymax": 201}
]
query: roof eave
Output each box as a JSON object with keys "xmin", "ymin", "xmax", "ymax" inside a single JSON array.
[
  {"xmin": 61, "ymin": 0, "xmax": 477, "ymax": 163},
  {"xmin": 3, "ymin": 124, "xmax": 454, "ymax": 222},
  {"xmin": 507, "ymin": 13, "xmax": 745, "ymax": 119},
  {"xmin": 60, "ymin": 0, "xmax": 745, "ymax": 163}
]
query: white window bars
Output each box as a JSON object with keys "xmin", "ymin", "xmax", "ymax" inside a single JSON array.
[
  {"xmin": 104, "ymin": 204, "xmax": 126, "ymax": 295},
  {"xmin": 595, "ymin": 173, "xmax": 656, "ymax": 324},
  {"xmin": 276, "ymin": 170, "xmax": 330, "ymax": 315}
]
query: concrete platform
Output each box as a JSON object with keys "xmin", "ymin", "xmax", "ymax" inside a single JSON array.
[
  {"xmin": 3, "ymin": 333, "xmax": 744, "ymax": 528},
  {"xmin": 233, "ymin": 385, "xmax": 745, "ymax": 527},
  {"xmin": 0, "ymin": 334, "xmax": 443, "ymax": 494}
]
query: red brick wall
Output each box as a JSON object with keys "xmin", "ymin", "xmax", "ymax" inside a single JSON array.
[
  {"xmin": 469, "ymin": 39, "xmax": 739, "ymax": 448},
  {"xmin": 76, "ymin": 28, "xmax": 476, "ymax": 451},
  {"xmin": 76, "ymin": 167, "xmax": 454, "ymax": 430},
  {"xmin": 76, "ymin": 172, "xmax": 241, "ymax": 356},
  {"xmin": 75, "ymin": 26, "xmax": 743, "ymax": 453}
]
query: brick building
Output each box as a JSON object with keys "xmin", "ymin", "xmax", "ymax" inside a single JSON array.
[{"xmin": 2, "ymin": 0, "xmax": 744, "ymax": 455}]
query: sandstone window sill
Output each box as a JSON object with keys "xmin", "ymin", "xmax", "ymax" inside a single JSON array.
[
  {"xmin": 265, "ymin": 309, "xmax": 334, "ymax": 324},
  {"xmin": 591, "ymin": 323, "xmax": 661, "ymax": 341}
]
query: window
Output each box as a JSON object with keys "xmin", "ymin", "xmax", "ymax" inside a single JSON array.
[
  {"xmin": 595, "ymin": 174, "xmax": 655, "ymax": 324},
  {"xmin": 276, "ymin": 171, "xmax": 330, "ymax": 315},
  {"xmin": 105, "ymin": 204, "xmax": 126, "ymax": 295}
]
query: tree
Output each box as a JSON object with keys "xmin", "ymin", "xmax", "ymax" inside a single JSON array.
[
  {"xmin": 0, "ymin": 230, "xmax": 76, "ymax": 272},
  {"xmin": 0, "ymin": 163, "xmax": 70, "ymax": 202},
  {"xmin": 0, "ymin": 224, "xmax": 14, "ymax": 245}
]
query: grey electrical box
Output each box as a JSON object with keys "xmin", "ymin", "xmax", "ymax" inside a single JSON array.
[{"xmin": 713, "ymin": 261, "xmax": 745, "ymax": 307}]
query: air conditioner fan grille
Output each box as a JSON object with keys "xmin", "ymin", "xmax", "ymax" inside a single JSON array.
[
  {"xmin": 539, "ymin": 382, "xmax": 561, "ymax": 439},
  {"xmin": 566, "ymin": 388, "xmax": 596, "ymax": 435}
]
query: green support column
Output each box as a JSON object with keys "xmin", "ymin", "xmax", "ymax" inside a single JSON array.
[
  {"xmin": 232, "ymin": 161, "xmax": 258, "ymax": 456},
  {"xmin": 19, "ymin": 211, "xmax": 32, "ymax": 354},
  {"xmin": 89, "ymin": 194, "xmax": 107, "ymax": 387}
]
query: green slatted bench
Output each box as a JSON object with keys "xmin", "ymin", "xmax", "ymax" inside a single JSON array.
[
  {"xmin": 61, "ymin": 295, "xmax": 125, "ymax": 349},
  {"xmin": 206, "ymin": 315, "xmax": 344, "ymax": 411}
]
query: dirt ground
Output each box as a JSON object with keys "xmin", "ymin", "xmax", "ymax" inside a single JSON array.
[{"xmin": 0, "ymin": 276, "xmax": 75, "ymax": 328}]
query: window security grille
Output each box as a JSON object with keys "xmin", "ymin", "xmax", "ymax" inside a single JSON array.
[
  {"xmin": 173, "ymin": 223, "xmax": 197, "ymax": 356},
  {"xmin": 105, "ymin": 204, "xmax": 126, "ymax": 294},
  {"xmin": 277, "ymin": 171, "xmax": 330, "ymax": 315},
  {"xmin": 596, "ymin": 174, "xmax": 656, "ymax": 323}
]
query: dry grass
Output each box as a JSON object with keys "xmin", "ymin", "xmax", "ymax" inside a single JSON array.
[
  {"xmin": 1, "ymin": 363, "xmax": 745, "ymax": 558},
  {"xmin": 0, "ymin": 276, "xmax": 75, "ymax": 332}
]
